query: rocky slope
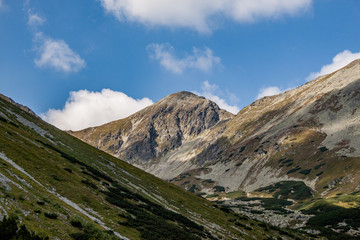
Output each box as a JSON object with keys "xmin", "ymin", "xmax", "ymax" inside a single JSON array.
[
  {"xmin": 1, "ymin": 93, "xmax": 309, "ymax": 239},
  {"xmin": 72, "ymin": 59, "xmax": 360, "ymax": 201}
]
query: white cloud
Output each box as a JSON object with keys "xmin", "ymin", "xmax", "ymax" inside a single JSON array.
[
  {"xmin": 99, "ymin": 0, "xmax": 312, "ymax": 33},
  {"xmin": 194, "ymin": 81, "xmax": 240, "ymax": 114},
  {"xmin": 256, "ymin": 86, "xmax": 282, "ymax": 99},
  {"xmin": 306, "ymin": 50, "xmax": 360, "ymax": 81},
  {"xmin": 41, "ymin": 89, "xmax": 153, "ymax": 131},
  {"xmin": 34, "ymin": 33, "xmax": 86, "ymax": 73},
  {"xmin": 147, "ymin": 43, "xmax": 220, "ymax": 74},
  {"xmin": 28, "ymin": 11, "xmax": 45, "ymax": 27}
]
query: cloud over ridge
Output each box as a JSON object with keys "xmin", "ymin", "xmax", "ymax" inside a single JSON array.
[
  {"xmin": 147, "ymin": 43, "xmax": 220, "ymax": 74},
  {"xmin": 100, "ymin": 0, "xmax": 312, "ymax": 33},
  {"xmin": 41, "ymin": 89, "xmax": 153, "ymax": 131},
  {"xmin": 194, "ymin": 81, "xmax": 240, "ymax": 114},
  {"xmin": 256, "ymin": 86, "xmax": 282, "ymax": 99},
  {"xmin": 306, "ymin": 50, "xmax": 360, "ymax": 81}
]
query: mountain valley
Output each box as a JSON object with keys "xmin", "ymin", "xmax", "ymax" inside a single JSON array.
[{"xmin": 71, "ymin": 59, "xmax": 360, "ymax": 239}]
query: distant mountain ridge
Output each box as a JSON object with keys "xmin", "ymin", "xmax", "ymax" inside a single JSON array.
[{"xmin": 72, "ymin": 59, "xmax": 360, "ymax": 199}]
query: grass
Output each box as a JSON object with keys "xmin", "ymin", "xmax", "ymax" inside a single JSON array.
[{"xmin": 226, "ymin": 191, "xmax": 246, "ymax": 199}]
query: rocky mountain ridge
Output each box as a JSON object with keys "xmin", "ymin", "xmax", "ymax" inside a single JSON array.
[{"xmin": 72, "ymin": 59, "xmax": 360, "ymax": 200}]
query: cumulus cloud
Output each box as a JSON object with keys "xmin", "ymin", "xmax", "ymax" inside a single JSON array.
[
  {"xmin": 256, "ymin": 86, "xmax": 283, "ymax": 99},
  {"xmin": 147, "ymin": 43, "xmax": 220, "ymax": 74},
  {"xmin": 194, "ymin": 81, "xmax": 240, "ymax": 114},
  {"xmin": 306, "ymin": 50, "xmax": 360, "ymax": 81},
  {"xmin": 27, "ymin": 11, "xmax": 45, "ymax": 27},
  {"xmin": 100, "ymin": 0, "xmax": 311, "ymax": 33},
  {"xmin": 41, "ymin": 89, "xmax": 153, "ymax": 130},
  {"xmin": 25, "ymin": 8, "xmax": 85, "ymax": 74},
  {"xmin": 34, "ymin": 33, "xmax": 86, "ymax": 73}
]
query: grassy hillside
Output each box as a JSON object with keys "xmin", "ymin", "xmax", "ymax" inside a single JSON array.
[{"xmin": 0, "ymin": 96, "xmax": 316, "ymax": 239}]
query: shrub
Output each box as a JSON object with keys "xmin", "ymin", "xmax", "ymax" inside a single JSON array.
[
  {"xmin": 299, "ymin": 169, "xmax": 312, "ymax": 175},
  {"xmin": 287, "ymin": 167, "xmax": 301, "ymax": 174},
  {"xmin": 64, "ymin": 168, "xmax": 73, "ymax": 173},
  {"xmin": 70, "ymin": 219, "xmax": 83, "ymax": 228},
  {"xmin": 44, "ymin": 212, "xmax": 58, "ymax": 219},
  {"xmin": 319, "ymin": 147, "xmax": 328, "ymax": 152},
  {"xmin": 189, "ymin": 184, "xmax": 199, "ymax": 193},
  {"xmin": 213, "ymin": 186, "xmax": 225, "ymax": 192},
  {"xmin": 81, "ymin": 179, "xmax": 98, "ymax": 189},
  {"xmin": 202, "ymin": 179, "xmax": 215, "ymax": 184}
]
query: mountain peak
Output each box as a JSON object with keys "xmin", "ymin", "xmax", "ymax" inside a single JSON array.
[
  {"xmin": 168, "ymin": 91, "xmax": 198, "ymax": 98},
  {"xmin": 156, "ymin": 91, "xmax": 204, "ymax": 105},
  {"xmin": 72, "ymin": 91, "xmax": 233, "ymax": 165}
]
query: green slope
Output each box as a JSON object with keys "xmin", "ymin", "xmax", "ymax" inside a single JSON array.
[{"xmin": 0, "ymin": 95, "xmax": 315, "ymax": 239}]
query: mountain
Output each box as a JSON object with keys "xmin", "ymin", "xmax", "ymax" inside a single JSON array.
[
  {"xmin": 0, "ymin": 93, "xmax": 313, "ymax": 239},
  {"xmin": 73, "ymin": 59, "xmax": 360, "ymax": 197},
  {"xmin": 72, "ymin": 59, "xmax": 360, "ymax": 238}
]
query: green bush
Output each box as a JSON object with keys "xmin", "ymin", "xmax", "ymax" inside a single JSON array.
[
  {"xmin": 299, "ymin": 169, "xmax": 312, "ymax": 175},
  {"xmin": 44, "ymin": 212, "xmax": 58, "ymax": 219},
  {"xmin": 213, "ymin": 185, "xmax": 225, "ymax": 192},
  {"xmin": 70, "ymin": 219, "xmax": 83, "ymax": 228},
  {"xmin": 81, "ymin": 179, "xmax": 98, "ymax": 189}
]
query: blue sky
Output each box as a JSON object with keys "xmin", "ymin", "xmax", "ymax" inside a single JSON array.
[{"xmin": 0, "ymin": 0, "xmax": 359, "ymax": 130}]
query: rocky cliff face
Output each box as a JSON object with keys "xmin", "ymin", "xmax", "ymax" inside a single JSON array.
[{"xmin": 72, "ymin": 59, "xmax": 360, "ymax": 198}]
